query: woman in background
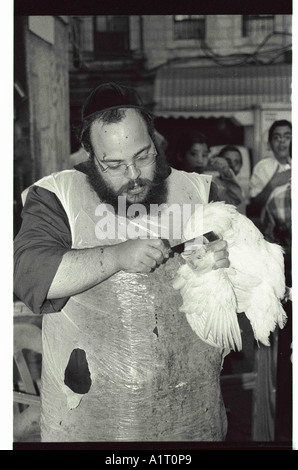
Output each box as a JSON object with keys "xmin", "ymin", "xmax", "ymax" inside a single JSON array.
[{"xmin": 209, "ymin": 145, "xmax": 245, "ymax": 207}]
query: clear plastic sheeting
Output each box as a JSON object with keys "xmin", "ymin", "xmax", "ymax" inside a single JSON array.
[{"xmin": 40, "ymin": 254, "xmax": 227, "ymax": 442}]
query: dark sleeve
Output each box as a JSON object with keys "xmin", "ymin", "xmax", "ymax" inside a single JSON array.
[
  {"xmin": 246, "ymin": 196, "xmax": 262, "ymax": 218},
  {"xmin": 208, "ymin": 181, "xmax": 220, "ymax": 202},
  {"xmin": 14, "ymin": 186, "xmax": 72, "ymax": 314}
]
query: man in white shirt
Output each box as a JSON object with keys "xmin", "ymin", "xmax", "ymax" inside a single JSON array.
[
  {"xmin": 249, "ymin": 120, "xmax": 291, "ymax": 219},
  {"xmin": 250, "ymin": 120, "xmax": 292, "ymax": 443}
]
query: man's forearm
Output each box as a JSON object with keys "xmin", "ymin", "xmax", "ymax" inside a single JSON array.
[
  {"xmin": 47, "ymin": 245, "xmax": 120, "ymax": 299},
  {"xmin": 250, "ymin": 180, "xmax": 273, "ymax": 216},
  {"xmin": 47, "ymin": 237, "xmax": 174, "ymax": 299}
]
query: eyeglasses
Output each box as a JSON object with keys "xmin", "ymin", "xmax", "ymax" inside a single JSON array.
[{"xmin": 95, "ymin": 151, "xmax": 157, "ymax": 176}]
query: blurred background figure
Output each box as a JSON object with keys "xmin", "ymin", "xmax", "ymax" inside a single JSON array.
[
  {"xmin": 249, "ymin": 120, "xmax": 292, "ymax": 442},
  {"xmin": 262, "ymin": 183, "xmax": 291, "ymax": 283},
  {"xmin": 215, "ymin": 145, "xmax": 243, "ymax": 176},
  {"xmin": 262, "ymin": 178, "xmax": 292, "ymax": 442},
  {"xmin": 172, "ymin": 130, "xmax": 209, "ymax": 172},
  {"xmin": 248, "ymin": 120, "xmax": 291, "ymax": 223},
  {"xmin": 208, "ymin": 145, "xmax": 245, "ymax": 208},
  {"xmin": 172, "ymin": 131, "xmax": 245, "ymax": 209}
]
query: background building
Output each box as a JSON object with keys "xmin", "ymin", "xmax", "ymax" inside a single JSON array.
[{"xmin": 69, "ymin": 14, "xmax": 292, "ymax": 163}]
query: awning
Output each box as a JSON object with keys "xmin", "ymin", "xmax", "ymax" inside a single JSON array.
[{"xmin": 153, "ymin": 63, "xmax": 292, "ymax": 118}]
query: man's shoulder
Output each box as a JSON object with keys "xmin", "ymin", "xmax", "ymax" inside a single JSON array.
[
  {"xmin": 36, "ymin": 167, "xmax": 86, "ymax": 187},
  {"xmin": 169, "ymin": 167, "xmax": 212, "ymax": 185},
  {"xmin": 253, "ymin": 156, "xmax": 276, "ymax": 172},
  {"xmin": 22, "ymin": 168, "xmax": 86, "ymax": 204},
  {"xmin": 167, "ymin": 168, "xmax": 212, "ymax": 204}
]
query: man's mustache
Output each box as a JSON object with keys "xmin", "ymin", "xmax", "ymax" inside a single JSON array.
[{"xmin": 115, "ymin": 177, "xmax": 155, "ymax": 195}]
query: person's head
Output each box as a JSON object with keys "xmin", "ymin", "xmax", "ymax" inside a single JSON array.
[
  {"xmin": 78, "ymin": 82, "xmax": 170, "ymax": 212},
  {"xmin": 218, "ymin": 145, "xmax": 243, "ymax": 176},
  {"xmin": 175, "ymin": 131, "xmax": 209, "ymax": 172},
  {"xmin": 268, "ymin": 120, "xmax": 292, "ymax": 164}
]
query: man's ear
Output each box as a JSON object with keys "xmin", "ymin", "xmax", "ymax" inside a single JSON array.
[{"xmin": 81, "ymin": 143, "xmax": 90, "ymax": 157}]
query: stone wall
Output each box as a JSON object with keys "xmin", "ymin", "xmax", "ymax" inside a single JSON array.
[{"xmin": 141, "ymin": 15, "xmax": 292, "ymax": 70}]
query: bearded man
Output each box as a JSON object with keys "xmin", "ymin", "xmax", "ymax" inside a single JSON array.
[{"xmin": 14, "ymin": 82, "xmax": 230, "ymax": 442}]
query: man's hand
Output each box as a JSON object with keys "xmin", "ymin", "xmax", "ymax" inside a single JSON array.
[
  {"xmin": 248, "ymin": 167, "xmax": 291, "ymax": 218},
  {"xmin": 115, "ymin": 238, "xmax": 171, "ymax": 273},
  {"xmin": 207, "ymin": 238, "xmax": 230, "ymax": 270},
  {"xmin": 270, "ymin": 168, "xmax": 291, "ymax": 189},
  {"xmin": 183, "ymin": 238, "xmax": 230, "ymax": 274},
  {"xmin": 209, "ymin": 156, "xmax": 234, "ymax": 179}
]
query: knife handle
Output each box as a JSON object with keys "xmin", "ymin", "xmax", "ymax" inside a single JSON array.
[{"xmin": 203, "ymin": 231, "xmax": 219, "ymax": 243}]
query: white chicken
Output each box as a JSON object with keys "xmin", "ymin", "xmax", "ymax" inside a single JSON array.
[{"xmin": 172, "ymin": 201, "xmax": 287, "ymax": 351}]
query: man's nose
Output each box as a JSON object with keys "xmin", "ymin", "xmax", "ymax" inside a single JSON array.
[{"xmin": 126, "ymin": 163, "xmax": 141, "ymax": 180}]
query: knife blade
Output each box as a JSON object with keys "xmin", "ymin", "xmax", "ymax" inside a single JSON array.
[{"xmin": 171, "ymin": 231, "xmax": 219, "ymax": 253}]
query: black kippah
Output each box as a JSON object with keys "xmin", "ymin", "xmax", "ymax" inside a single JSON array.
[
  {"xmin": 79, "ymin": 82, "xmax": 146, "ymax": 141},
  {"xmin": 82, "ymin": 82, "xmax": 143, "ymax": 121}
]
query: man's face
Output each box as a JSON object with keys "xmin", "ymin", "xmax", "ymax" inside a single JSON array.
[
  {"xmin": 270, "ymin": 125, "xmax": 291, "ymax": 164},
  {"xmin": 222, "ymin": 150, "xmax": 242, "ymax": 176},
  {"xmin": 90, "ymin": 109, "xmax": 156, "ymax": 205}
]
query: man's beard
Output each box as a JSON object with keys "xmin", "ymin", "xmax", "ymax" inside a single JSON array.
[{"xmin": 86, "ymin": 156, "xmax": 168, "ymax": 216}]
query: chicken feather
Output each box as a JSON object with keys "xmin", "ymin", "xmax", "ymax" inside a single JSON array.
[{"xmin": 173, "ymin": 202, "xmax": 287, "ymax": 350}]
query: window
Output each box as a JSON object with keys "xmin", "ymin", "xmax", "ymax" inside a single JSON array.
[
  {"xmin": 173, "ymin": 15, "xmax": 205, "ymax": 40},
  {"xmin": 242, "ymin": 15, "xmax": 275, "ymax": 37},
  {"xmin": 93, "ymin": 16, "xmax": 130, "ymax": 56}
]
